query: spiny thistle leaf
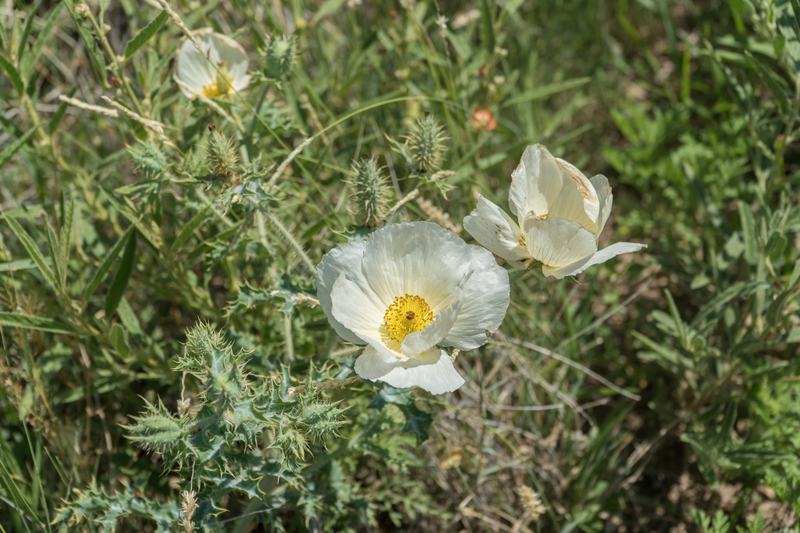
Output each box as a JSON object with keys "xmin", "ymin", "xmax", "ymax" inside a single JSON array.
[
  {"xmin": 405, "ymin": 112, "xmax": 448, "ymax": 172},
  {"xmin": 123, "ymin": 398, "xmax": 184, "ymax": 453},
  {"xmin": 128, "ymin": 141, "xmax": 167, "ymax": 179},
  {"xmin": 347, "ymin": 154, "xmax": 391, "ymax": 227}
]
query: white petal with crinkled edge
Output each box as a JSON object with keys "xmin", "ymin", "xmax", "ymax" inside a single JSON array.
[
  {"xmin": 317, "ymin": 241, "xmax": 372, "ymax": 344},
  {"xmin": 542, "ymin": 242, "xmax": 647, "ymax": 279},
  {"xmin": 590, "ymin": 175, "xmax": 613, "ymax": 237},
  {"xmin": 463, "ymin": 193, "xmax": 532, "ymax": 269},
  {"xmin": 176, "ymin": 38, "xmax": 215, "ymax": 98},
  {"xmin": 401, "ymin": 291, "xmax": 463, "ymax": 357},
  {"xmin": 355, "ymin": 346, "xmax": 465, "ymax": 395},
  {"xmin": 508, "ymin": 145, "xmax": 599, "ymax": 234},
  {"xmin": 443, "ymin": 245, "xmax": 510, "ymax": 351},
  {"xmin": 523, "ymin": 215, "xmax": 597, "ymax": 271},
  {"xmin": 360, "ymin": 222, "xmax": 472, "ymax": 314}
]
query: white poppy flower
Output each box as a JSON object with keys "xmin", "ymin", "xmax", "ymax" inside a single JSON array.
[
  {"xmin": 316, "ymin": 222, "xmax": 510, "ymax": 395},
  {"xmin": 464, "ymin": 144, "xmax": 646, "ymax": 279},
  {"xmin": 176, "ymin": 29, "xmax": 250, "ymax": 100}
]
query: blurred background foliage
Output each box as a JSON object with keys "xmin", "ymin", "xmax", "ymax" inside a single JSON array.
[{"xmin": 1, "ymin": 0, "xmax": 799, "ymax": 531}]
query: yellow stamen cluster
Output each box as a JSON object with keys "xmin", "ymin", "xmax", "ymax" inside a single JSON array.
[
  {"xmin": 202, "ymin": 61, "xmax": 234, "ymax": 98},
  {"xmin": 383, "ymin": 294, "xmax": 434, "ymax": 343}
]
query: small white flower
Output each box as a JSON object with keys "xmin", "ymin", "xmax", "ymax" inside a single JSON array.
[
  {"xmin": 436, "ymin": 15, "xmax": 448, "ymax": 30},
  {"xmin": 464, "ymin": 144, "xmax": 646, "ymax": 279},
  {"xmin": 317, "ymin": 222, "xmax": 510, "ymax": 395},
  {"xmin": 176, "ymin": 29, "xmax": 250, "ymax": 100}
]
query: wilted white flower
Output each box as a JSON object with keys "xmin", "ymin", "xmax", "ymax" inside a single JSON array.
[
  {"xmin": 317, "ymin": 222, "xmax": 510, "ymax": 394},
  {"xmin": 176, "ymin": 29, "xmax": 250, "ymax": 100},
  {"xmin": 464, "ymin": 144, "xmax": 646, "ymax": 279}
]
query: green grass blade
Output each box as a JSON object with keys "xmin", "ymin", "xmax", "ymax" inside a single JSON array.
[
  {"xmin": 104, "ymin": 229, "xmax": 138, "ymax": 317},
  {"xmin": 123, "ymin": 10, "xmax": 168, "ymax": 59},
  {"xmin": 3, "ymin": 215, "xmax": 57, "ymax": 291}
]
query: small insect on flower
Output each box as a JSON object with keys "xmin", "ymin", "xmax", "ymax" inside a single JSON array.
[
  {"xmin": 176, "ymin": 29, "xmax": 250, "ymax": 100},
  {"xmin": 464, "ymin": 144, "xmax": 646, "ymax": 279},
  {"xmin": 316, "ymin": 222, "xmax": 510, "ymax": 394},
  {"xmin": 470, "ymin": 108, "xmax": 497, "ymax": 131}
]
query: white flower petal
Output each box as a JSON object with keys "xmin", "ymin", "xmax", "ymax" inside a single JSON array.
[
  {"xmin": 590, "ymin": 175, "xmax": 613, "ymax": 237},
  {"xmin": 176, "ymin": 38, "xmax": 215, "ymax": 97},
  {"xmin": 523, "ymin": 215, "xmax": 597, "ymax": 273},
  {"xmin": 509, "ymin": 145, "xmax": 599, "ymax": 233},
  {"xmin": 401, "ymin": 290, "xmax": 463, "ymax": 357},
  {"xmin": 463, "ymin": 192, "xmax": 532, "ymax": 269},
  {"xmin": 355, "ymin": 346, "xmax": 465, "ymax": 394},
  {"xmin": 542, "ymin": 241, "xmax": 647, "ymax": 279},
  {"xmin": 330, "ymin": 273, "xmax": 384, "ymax": 340},
  {"xmin": 360, "ymin": 222, "xmax": 472, "ymax": 313},
  {"xmin": 210, "ymin": 33, "xmax": 250, "ymax": 91},
  {"xmin": 317, "ymin": 240, "xmax": 373, "ymax": 344},
  {"xmin": 444, "ymin": 246, "xmax": 510, "ymax": 351}
]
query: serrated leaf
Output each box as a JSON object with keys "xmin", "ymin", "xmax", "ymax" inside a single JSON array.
[
  {"xmin": 3, "ymin": 214, "xmax": 57, "ymax": 291},
  {"xmin": 0, "ymin": 54, "xmax": 24, "ymax": 96},
  {"xmin": 0, "ymin": 124, "xmax": 41, "ymax": 168},
  {"xmin": 83, "ymin": 225, "xmax": 136, "ymax": 303},
  {"xmin": 105, "ymin": 229, "xmax": 138, "ymax": 317},
  {"xmin": 123, "ymin": 10, "xmax": 168, "ymax": 59},
  {"xmin": 0, "ymin": 312, "xmax": 73, "ymax": 334}
]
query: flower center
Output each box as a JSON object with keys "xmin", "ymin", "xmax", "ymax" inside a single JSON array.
[
  {"xmin": 383, "ymin": 294, "xmax": 435, "ymax": 343},
  {"xmin": 201, "ymin": 61, "xmax": 234, "ymax": 98}
]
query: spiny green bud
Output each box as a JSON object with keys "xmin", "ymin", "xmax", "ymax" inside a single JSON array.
[
  {"xmin": 405, "ymin": 111, "xmax": 448, "ymax": 172},
  {"xmin": 347, "ymin": 154, "xmax": 391, "ymax": 228},
  {"xmin": 128, "ymin": 142, "xmax": 167, "ymax": 179},
  {"xmin": 263, "ymin": 33, "xmax": 296, "ymax": 80},
  {"xmin": 124, "ymin": 399, "xmax": 183, "ymax": 453},
  {"xmin": 206, "ymin": 125, "xmax": 238, "ymax": 179}
]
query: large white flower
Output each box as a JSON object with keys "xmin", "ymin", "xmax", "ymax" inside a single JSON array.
[
  {"xmin": 316, "ymin": 222, "xmax": 510, "ymax": 395},
  {"xmin": 464, "ymin": 144, "xmax": 646, "ymax": 279},
  {"xmin": 176, "ymin": 29, "xmax": 250, "ymax": 99}
]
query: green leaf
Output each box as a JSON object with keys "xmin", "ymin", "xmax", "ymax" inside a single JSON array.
[
  {"xmin": 105, "ymin": 229, "xmax": 138, "ymax": 317},
  {"xmin": 64, "ymin": 0, "xmax": 107, "ymax": 85},
  {"xmin": 787, "ymin": 327, "xmax": 800, "ymax": 343},
  {"xmin": 479, "ymin": 0, "xmax": 496, "ymax": 54},
  {"xmin": 738, "ymin": 203, "xmax": 758, "ymax": 265},
  {"xmin": 109, "ymin": 323, "xmax": 131, "ymax": 358},
  {"xmin": 123, "ymin": 10, "xmax": 169, "ymax": 59},
  {"xmin": 502, "ymin": 77, "xmax": 591, "ymax": 108},
  {"xmin": 0, "ymin": 54, "xmax": 24, "ymax": 96},
  {"xmin": 0, "ymin": 124, "xmax": 41, "ymax": 167},
  {"xmin": 118, "ymin": 297, "xmax": 143, "ymax": 336},
  {"xmin": 60, "ymin": 198, "xmax": 75, "ymax": 278},
  {"xmin": 0, "ymin": 312, "xmax": 73, "ymax": 334},
  {"xmin": 16, "ymin": 0, "xmax": 39, "ymax": 66},
  {"xmin": 745, "ymin": 50, "xmax": 790, "ymax": 115},
  {"xmin": 691, "ymin": 280, "xmax": 771, "ymax": 327},
  {"xmin": 789, "ymin": 260, "xmax": 800, "ymax": 289},
  {"xmin": 170, "ymin": 205, "xmax": 210, "ymax": 252},
  {"xmin": 309, "ymin": 0, "xmax": 346, "ymax": 27},
  {"xmin": 21, "ymin": 2, "xmax": 65, "ymax": 78},
  {"xmin": 83, "ymin": 225, "xmax": 136, "ymax": 303},
  {"xmin": 3, "ymin": 215, "xmax": 57, "ymax": 291}
]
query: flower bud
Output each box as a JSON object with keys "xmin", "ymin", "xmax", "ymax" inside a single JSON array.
[
  {"xmin": 405, "ymin": 112, "xmax": 448, "ymax": 172},
  {"xmin": 206, "ymin": 127, "xmax": 238, "ymax": 179},
  {"xmin": 347, "ymin": 154, "xmax": 391, "ymax": 227},
  {"xmin": 263, "ymin": 33, "xmax": 296, "ymax": 80}
]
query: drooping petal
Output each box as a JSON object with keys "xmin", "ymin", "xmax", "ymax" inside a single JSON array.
[
  {"xmin": 176, "ymin": 38, "xmax": 215, "ymax": 98},
  {"xmin": 317, "ymin": 241, "xmax": 374, "ymax": 344},
  {"xmin": 443, "ymin": 245, "xmax": 510, "ymax": 351},
  {"xmin": 463, "ymin": 193, "xmax": 532, "ymax": 269},
  {"xmin": 360, "ymin": 222, "xmax": 472, "ymax": 314},
  {"xmin": 508, "ymin": 145, "xmax": 600, "ymax": 233},
  {"xmin": 355, "ymin": 346, "xmax": 465, "ymax": 394},
  {"xmin": 401, "ymin": 290, "xmax": 462, "ymax": 357},
  {"xmin": 542, "ymin": 241, "xmax": 647, "ymax": 279},
  {"xmin": 523, "ymin": 215, "xmax": 597, "ymax": 273},
  {"xmin": 210, "ymin": 33, "xmax": 250, "ymax": 91},
  {"xmin": 590, "ymin": 175, "xmax": 613, "ymax": 237}
]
